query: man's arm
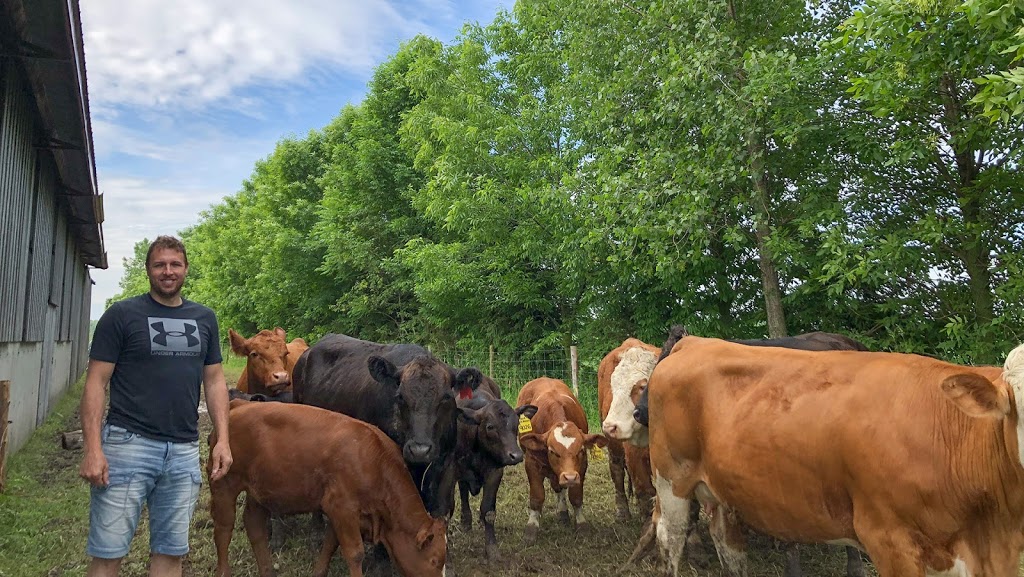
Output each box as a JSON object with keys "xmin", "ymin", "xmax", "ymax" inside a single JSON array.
[
  {"xmin": 79, "ymin": 359, "xmax": 114, "ymax": 486},
  {"xmin": 203, "ymin": 363, "xmax": 232, "ymax": 481}
]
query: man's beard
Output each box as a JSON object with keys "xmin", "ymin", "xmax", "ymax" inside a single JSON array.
[{"xmin": 150, "ymin": 277, "xmax": 184, "ymax": 300}]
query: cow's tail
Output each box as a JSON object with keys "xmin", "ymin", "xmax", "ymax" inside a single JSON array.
[{"xmin": 658, "ymin": 325, "xmax": 688, "ymax": 363}]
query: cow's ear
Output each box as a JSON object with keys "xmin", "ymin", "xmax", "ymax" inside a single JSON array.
[
  {"xmin": 228, "ymin": 329, "xmax": 248, "ymax": 356},
  {"xmin": 415, "ymin": 520, "xmax": 437, "ymax": 550},
  {"xmin": 941, "ymin": 373, "xmax": 1009, "ymax": 419},
  {"xmin": 455, "ymin": 367, "xmax": 484, "ymax": 391},
  {"xmin": 368, "ymin": 356, "xmax": 400, "ymax": 390},
  {"xmin": 583, "ymin": 433, "xmax": 609, "ymax": 449},
  {"xmin": 518, "ymin": 433, "xmax": 546, "ymax": 452},
  {"xmin": 274, "ymin": 326, "xmax": 286, "ymax": 338},
  {"xmin": 457, "ymin": 406, "xmax": 482, "ymax": 425},
  {"xmin": 516, "ymin": 404, "xmax": 538, "ymax": 420}
]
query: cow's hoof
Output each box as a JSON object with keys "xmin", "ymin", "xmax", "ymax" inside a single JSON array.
[
  {"xmin": 575, "ymin": 520, "xmax": 592, "ymax": 533},
  {"xmin": 557, "ymin": 511, "xmax": 571, "ymax": 525},
  {"xmin": 615, "ymin": 505, "xmax": 630, "ymax": 521},
  {"xmin": 460, "ymin": 520, "xmax": 472, "ymax": 533},
  {"xmin": 485, "ymin": 543, "xmax": 502, "ymax": 562},
  {"xmin": 523, "ymin": 525, "xmax": 538, "ymax": 544}
]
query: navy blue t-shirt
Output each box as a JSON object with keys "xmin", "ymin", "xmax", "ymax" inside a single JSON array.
[{"xmin": 90, "ymin": 293, "xmax": 222, "ymax": 442}]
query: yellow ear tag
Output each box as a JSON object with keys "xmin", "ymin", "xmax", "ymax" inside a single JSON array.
[
  {"xmin": 589, "ymin": 445, "xmax": 606, "ymax": 461},
  {"xmin": 518, "ymin": 415, "xmax": 533, "ymax": 434}
]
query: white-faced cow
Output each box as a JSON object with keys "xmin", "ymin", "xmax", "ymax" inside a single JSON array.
[
  {"xmin": 291, "ymin": 333, "xmax": 483, "ymax": 518},
  {"xmin": 450, "ymin": 376, "xmax": 537, "ymax": 561},
  {"xmin": 517, "ymin": 377, "xmax": 607, "ymax": 542},
  {"xmin": 229, "ymin": 327, "xmax": 308, "ymax": 397},
  {"xmin": 598, "ymin": 338, "xmax": 660, "ymax": 521},
  {"xmin": 649, "ymin": 336, "xmax": 1024, "ymax": 577}
]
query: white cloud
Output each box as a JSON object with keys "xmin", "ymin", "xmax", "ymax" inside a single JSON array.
[{"xmin": 80, "ymin": 0, "xmax": 450, "ymax": 109}]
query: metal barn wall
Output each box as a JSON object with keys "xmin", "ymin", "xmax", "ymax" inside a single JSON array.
[{"xmin": 0, "ymin": 55, "xmax": 95, "ymax": 454}]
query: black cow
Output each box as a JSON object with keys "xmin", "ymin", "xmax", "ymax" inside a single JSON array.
[
  {"xmin": 449, "ymin": 376, "xmax": 537, "ymax": 561},
  {"xmin": 291, "ymin": 333, "xmax": 483, "ymax": 518},
  {"xmin": 227, "ymin": 388, "xmax": 294, "ymax": 403}
]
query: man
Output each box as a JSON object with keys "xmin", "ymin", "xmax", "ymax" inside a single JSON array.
[{"xmin": 78, "ymin": 235, "xmax": 232, "ymax": 577}]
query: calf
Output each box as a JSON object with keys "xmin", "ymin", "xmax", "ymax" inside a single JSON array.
[
  {"xmin": 451, "ymin": 376, "xmax": 537, "ymax": 560},
  {"xmin": 516, "ymin": 377, "xmax": 607, "ymax": 542},
  {"xmin": 209, "ymin": 401, "xmax": 448, "ymax": 577},
  {"xmin": 229, "ymin": 327, "xmax": 308, "ymax": 395},
  {"xmin": 597, "ymin": 338, "xmax": 660, "ymax": 521}
]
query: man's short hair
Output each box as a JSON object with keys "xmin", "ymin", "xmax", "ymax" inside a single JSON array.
[{"xmin": 146, "ymin": 235, "xmax": 189, "ymax": 267}]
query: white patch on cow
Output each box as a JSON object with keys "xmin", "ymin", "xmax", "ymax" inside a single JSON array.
[
  {"xmin": 826, "ymin": 538, "xmax": 864, "ymax": 551},
  {"xmin": 708, "ymin": 504, "xmax": 748, "ymax": 576},
  {"xmin": 555, "ymin": 490, "xmax": 568, "ymax": 515},
  {"xmin": 553, "ymin": 424, "xmax": 576, "ymax": 450},
  {"xmin": 653, "ymin": 473, "xmax": 693, "ymax": 577},
  {"xmin": 1004, "ymin": 343, "xmax": 1024, "ymax": 468},
  {"xmin": 527, "ymin": 509, "xmax": 541, "ymax": 528},
  {"xmin": 573, "ymin": 504, "xmax": 587, "ymax": 525},
  {"xmin": 926, "ymin": 558, "xmax": 969, "ymax": 577},
  {"xmin": 604, "ymin": 347, "xmax": 657, "ymax": 443}
]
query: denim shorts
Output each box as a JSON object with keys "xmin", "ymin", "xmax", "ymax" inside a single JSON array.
[{"xmin": 86, "ymin": 423, "xmax": 202, "ymax": 558}]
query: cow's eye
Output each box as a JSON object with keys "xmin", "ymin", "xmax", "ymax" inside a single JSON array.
[
  {"xmin": 249, "ymin": 351, "xmax": 258, "ymax": 358},
  {"xmin": 485, "ymin": 424, "xmax": 496, "ymax": 433}
]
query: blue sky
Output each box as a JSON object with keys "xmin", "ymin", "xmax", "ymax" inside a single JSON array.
[{"xmin": 82, "ymin": 0, "xmax": 509, "ymax": 319}]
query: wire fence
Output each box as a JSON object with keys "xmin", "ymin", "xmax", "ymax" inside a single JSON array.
[{"xmin": 432, "ymin": 347, "xmax": 600, "ymax": 427}]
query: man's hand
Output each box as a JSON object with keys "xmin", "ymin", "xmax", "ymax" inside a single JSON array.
[
  {"xmin": 80, "ymin": 449, "xmax": 109, "ymax": 487},
  {"xmin": 208, "ymin": 441, "xmax": 233, "ymax": 482}
]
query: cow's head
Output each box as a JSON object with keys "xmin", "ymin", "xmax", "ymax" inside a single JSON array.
[
  {"xmin": 389, "ymin": 517, "xmax": 448, "ymax": 577},
  {"xmin": 519, "ymin": 421, "xmax": 607, "ymax": 487},
  {"xmin": 459, "ymin": 401, "xmax": 538, "ymax": 466},
  {"xmin": 370, "ymin": 354, "xmax": 483, "ymax": 463},
  {"xmin": 230, "ymin": 327, "xmax": 292, "ymax": 393},
  {"xmin": 603, "ymin": 346, "xmax": 656, "ymax": 446}
]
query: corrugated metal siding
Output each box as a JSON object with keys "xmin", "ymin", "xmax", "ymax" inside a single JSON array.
[
  {"xmin": 60, "ymin": 232, "xmax": 74, "ymax": 341},
  {"xmin": 23, "ymin": 152, "xmax": 57, "ymax": 342},
  {"xmin": 50, "ymin": 211, "xmax": 68, "ymax": 307},
  {"xmin": 0, "ymin": 60, "xmax": 37, "ymax": 343}
]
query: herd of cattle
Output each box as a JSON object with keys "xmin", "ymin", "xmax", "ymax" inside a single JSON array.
[{"xmin": 210, "ymin": 326, "xmax": 1024, "ymax": 577}]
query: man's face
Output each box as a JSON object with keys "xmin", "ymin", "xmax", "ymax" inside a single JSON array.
[{"xmin": 147, "ymin": 247, "xmax": 187, "ymax": 299}]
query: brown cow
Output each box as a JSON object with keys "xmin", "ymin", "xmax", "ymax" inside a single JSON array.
[
  {"xmin": 649, "ymin": 336, "xmax": 1024, "ymax": 577},
  {"xmin": 229, "ymin": 327, "xmax": 308, "ymax": 395},
  {"xmin": 517, "ymin": 377, "xmax": 607, "ymax": 542},
  {"xmin": 209, "ymin": 401, "xmax": 448, "ymax": 577},
  {"xmin": 597, "ymin": 338, "xmax": 659, "ymax": 520}
]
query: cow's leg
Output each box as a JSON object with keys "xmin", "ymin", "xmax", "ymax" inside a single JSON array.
[
  {"xmin": 242, "ymin": 499, "xmax": 275, "ymax": 577},
  {"xmin": 479, "ymin": 468, "xmax": 504, "ymax": 562},
  {"xmin": 652, "ymin": 475, "xmax": 696, "ymax": 577},
  {"xmin": 269, "ymin": 513, "xmax": 285, "ymax": 551},
  {"xmin": 783, "ymin": 543, "xmax": 803, "ymax": 577},
  {"xmin": 623, "ymin": 510, "xmax": 658, "ymax": 570},
  {"xmin": 856, "ymin": 519, "xmax": 925, "ymax": 577},
  {"xmin": 524, "ymin": 468, "xmax": 545, "ymax": 543},
  {"xmin": 554, "ymin": 485, "xmax": 571, "ymax": 525},
  {"xmin": 459, "ymin": 480, "xmax": 473, "ymax": 533},
  {"xmin": 327, "ymin": 515, "xmax": 366, "ymax": 577},
  {"xmin": 845, "ymin": 546, "xmax": 866, "ymax": 577},
  {"xmin": 568, "ymin": 478, "xmax": 588, "ymax": 530},
  {"xmin": 707, "ymin": 503, "xmax": 748, "ymax": 577},
  {"xmin": 210, "ymin": 485, "xmax": 240, "ymax": 577},
  {"xmin": 312, "ymin": 525, "xmax": 339, "ymax": 577},
  {"xmin": 608, "ymin": 439, "xmax": 631, "ymax": 520}
]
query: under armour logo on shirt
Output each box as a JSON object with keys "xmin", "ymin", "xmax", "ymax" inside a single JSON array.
[{"xmin": 148, "ymin": 317, "xmax": 202, "ymax": 353}]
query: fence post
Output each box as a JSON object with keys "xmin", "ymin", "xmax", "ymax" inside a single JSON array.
[
  {"xmin": 570, "ymin": 345, "xmax": 579, "ymax": 396},
  {"xmin": 0, "ymin": 380, "xmax": 10, "ymax": 493},
  {"xmin": 489, "ymin": 345, "xmax": 495, "ymax": 378}
]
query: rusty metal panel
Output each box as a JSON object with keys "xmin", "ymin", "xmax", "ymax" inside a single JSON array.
[
  {"xmin": 23, "ymin": 152, "xmax": 57, "ymax": 342},
  {"xmin": 0, "ymin": 59, "xmax": 37, "ymax": 344}
]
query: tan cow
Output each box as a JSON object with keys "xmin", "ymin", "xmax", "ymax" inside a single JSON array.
[
  {"xmin": 597, "ymin": 338, "xmax": 659, "ymax": 520},
  {"xmin": 209, "ymin": 400, "xmax": 448, "ymax": 577},
  {"xmin": 229, "ymin": 327, "xmax": 308, "ymax": 395},
  {"xmin": 517, "ymin": 377, "xmax": 607, "ymax": 542},
  {"xmin": 648, "ymin": 336, "xmax": 1024, "ymax": 577}
]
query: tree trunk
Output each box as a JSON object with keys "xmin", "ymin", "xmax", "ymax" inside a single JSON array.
[{"xmin": 748, "ymin": 132, "xmax": 788, "ymax": 338}]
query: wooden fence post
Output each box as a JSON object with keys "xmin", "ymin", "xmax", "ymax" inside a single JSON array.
[
  {"xmin": 570, "ymin": 346, "xmax": 579, "ymax": 396},
  {"xmin": 0, "ymin": 380, "xmax": 10, "ymax": 493}
]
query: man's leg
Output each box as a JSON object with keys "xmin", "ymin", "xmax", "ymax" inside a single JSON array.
[
  {"xmin": 149, "ymin": 553, "xmax": 183, "ymax": 577},
  {"xmin": 86, "ymin": 557, "xmax": 123, "ymax": 577}
]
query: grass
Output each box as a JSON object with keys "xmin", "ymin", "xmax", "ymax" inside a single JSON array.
[{"xmin": 3, "ymin": 361, "xmax": 1018, "ymax": 576}]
